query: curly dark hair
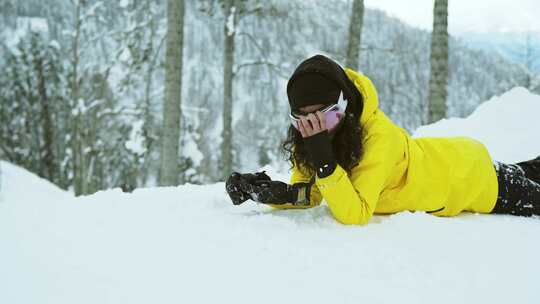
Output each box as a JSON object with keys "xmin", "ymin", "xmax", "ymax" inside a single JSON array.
[{"xmin": 281, "ymin": 89, "xmax": 365, "ymax": 177}]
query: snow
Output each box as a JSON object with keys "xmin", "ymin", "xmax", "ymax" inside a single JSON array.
[
  {"xmin": 226, "ymin": 6, "xmax": 236, "ymax": 37},
  {"xmin": 119, "ymin": 0, "xmax": 129, "ymax": 9},
  {"xmin": 414, "ymin": 87, "xmax": 540, "ymax": 163},
  {"xmin": 119, "ymin": 47, "xmax": 131, "ymax": 63},
  {"xmin": 182, "ymin": 132, "xmax": 203, "ymax": 167},
  {"xmin": 71, "ymin": 98, "xmax": 88, "ymax": 115},
  {"xmin": 2, "ymin": 17, "xmax": 49, "ymax": 53},
  {"xmin": 1, "ymin": 87, "xmax": 540, "ymax": 303},
  {"xmin": 24, "ymin": 17, "xmax": 49, "ymax": 34},
  {"xmin": 125, "ymin": 120, "xmax": 146, "ymax": 155},
  {"xmin": 0, "ymin": 161, "xmax": 69, "ymax": 203},
  {"xmin": 49, "ymin": 40, "xmax": 61, "ymax": 50}
]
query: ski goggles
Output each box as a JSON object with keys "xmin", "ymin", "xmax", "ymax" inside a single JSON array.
[{"xmin": 289, "ymin": 91, "xmax": 348, "ymax": 131}]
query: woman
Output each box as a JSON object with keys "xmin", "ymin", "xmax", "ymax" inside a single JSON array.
[{"xmin": 226, "ymin": 54, "xmax": 540, "ymax": 225}]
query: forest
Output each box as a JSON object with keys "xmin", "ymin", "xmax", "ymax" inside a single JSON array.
[{"xmin": 1, "ymin": 0, "xmax": 538, "ymax": 195}]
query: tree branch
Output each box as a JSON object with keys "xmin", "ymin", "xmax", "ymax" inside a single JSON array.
[
  {"xmin": 360, "ymin": 44, "xmax": 396, "ymax": 53},
  {"xmin": 233, "ymin": 60, "xmax": 287, "ymax": 78},
  {"xmin": 235, "ymin": 31, "xmax": 288, "ymax": 79}
]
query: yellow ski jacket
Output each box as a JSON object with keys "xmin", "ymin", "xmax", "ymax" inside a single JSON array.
[{"xmin": 271, "ymin": 69, "xmax": 499, "ymax": 225}]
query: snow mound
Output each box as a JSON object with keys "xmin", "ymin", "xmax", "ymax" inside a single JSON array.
[
  {"xmin": 0, "ymin": 160, "xmax": 70, "ymax": 204},
  {"xmin": 414, "ymin": 87, "xmax": 540, "ymax": 163},
  {"xmin": 1, "ymin": 87, "xmax": 540, "ymax": 303}
]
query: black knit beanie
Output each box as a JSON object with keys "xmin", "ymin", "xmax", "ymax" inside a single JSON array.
[{"xmin": 287, "ymin": 54, "xmax": 361, "ymax": 115}]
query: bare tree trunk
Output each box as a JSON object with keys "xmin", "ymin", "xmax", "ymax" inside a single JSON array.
[
  {"xmin": 143, "ymin": 6, "xmax": 166, "ymax": 185},
  {"xmin": 35, "ymin": 52, "xmax": 57, "ymax": 183},
  {"xmin": 345, "ymin": 0, "xmax": 364, "ymax": 70},
  {"xmin": 221, "ymin": 0, "xmax": 238, "ymax": 180},
  {"xmin": 428, "ymin": 0, "xmax": 449, "ymax": 123},
  {"xmin": 159, "ymin": 0, "xmax": 185, "ymax": 186},
  {"xmin": 71, "ymin": 0, "xmax": 83, "ymax": 195}
]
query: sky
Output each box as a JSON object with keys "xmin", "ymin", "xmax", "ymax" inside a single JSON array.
[{"xmin": 364, "ymin": 0, "xmax": 540, "ymax": 34}]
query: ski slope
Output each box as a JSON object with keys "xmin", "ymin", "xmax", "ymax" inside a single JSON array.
[{"xmin": 1, "ymin": 87, "xmax": 540, "ymax": 304}]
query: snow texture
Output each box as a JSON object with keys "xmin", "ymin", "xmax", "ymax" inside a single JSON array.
[{"xmin": 1, "ymin": 87, "xmax": 540, "ymax": 303}]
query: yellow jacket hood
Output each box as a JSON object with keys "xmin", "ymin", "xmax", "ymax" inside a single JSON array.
[{"xmin": 344, "ymin": 68, "xmax": 378, "ymax": 125}]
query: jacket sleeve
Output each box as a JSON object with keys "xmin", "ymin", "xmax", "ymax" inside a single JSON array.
[
  {"xmin": 315, "ymin": 124, "xmax": 402, "ymax": 225},
  {"xmin": 267, "ymin": 163, "xmax": 323, "ymax": 209}
]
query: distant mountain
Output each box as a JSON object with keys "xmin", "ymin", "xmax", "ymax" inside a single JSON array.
[{"xmin": 458, "ymin": 31, "xmax": 540, "ymax": 74}]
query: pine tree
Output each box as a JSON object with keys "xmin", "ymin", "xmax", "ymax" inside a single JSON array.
[{"xmin": 0, "ymin": 28, "xmax": 69, "ymax": 187}]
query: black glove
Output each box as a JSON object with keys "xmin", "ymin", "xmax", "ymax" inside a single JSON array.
[
  {"xmin": 225, "ymin": 172, "xmax": 248, "ymax": 205},
  {"xmin": 248, "ymin": 180, "xmax": 296, "ymax": 205},
  {"xmin": 225, "ymin": 171, "xmax": 311, "ymax": 206},
  {"xmin": 255, "ymin": 181, "xmax": 313, "ymax": 206},
  {"xmin": 240, "ymin": 171, "xmax": 272, "ymax": 185},
  {"xmin": 303, "ymin": 130, "xmax": 337, "ymax": 178},
  {"xmin": 225, "ymin": 171, "xmax": 272, "ymax": 205}
]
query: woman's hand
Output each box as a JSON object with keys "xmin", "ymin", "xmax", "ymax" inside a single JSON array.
[
  {"xmin": 298, "ymin": 111, "xmax": 326, "ymax": 138},
  {"xmin": 226, "ymin": 171, "xmax": 272, "ymax": 205},
  {"xmin": 297, "ymin": 110, "xmax": 337, "ymax": 178}
]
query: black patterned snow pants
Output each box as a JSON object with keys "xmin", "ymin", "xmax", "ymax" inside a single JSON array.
[{"xmin": 491, "ymin": 156, "xmax": 540, "ymax": 216}]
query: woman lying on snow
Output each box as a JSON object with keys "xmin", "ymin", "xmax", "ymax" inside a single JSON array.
[{"xmin": 225, "ymin": 54, "xmax": 540, "ymax": 225}]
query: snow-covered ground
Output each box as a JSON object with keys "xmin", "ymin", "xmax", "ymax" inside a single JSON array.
[{"xmin": 1, "ymin": 87, "xmax": 540, "ymax": 304}]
